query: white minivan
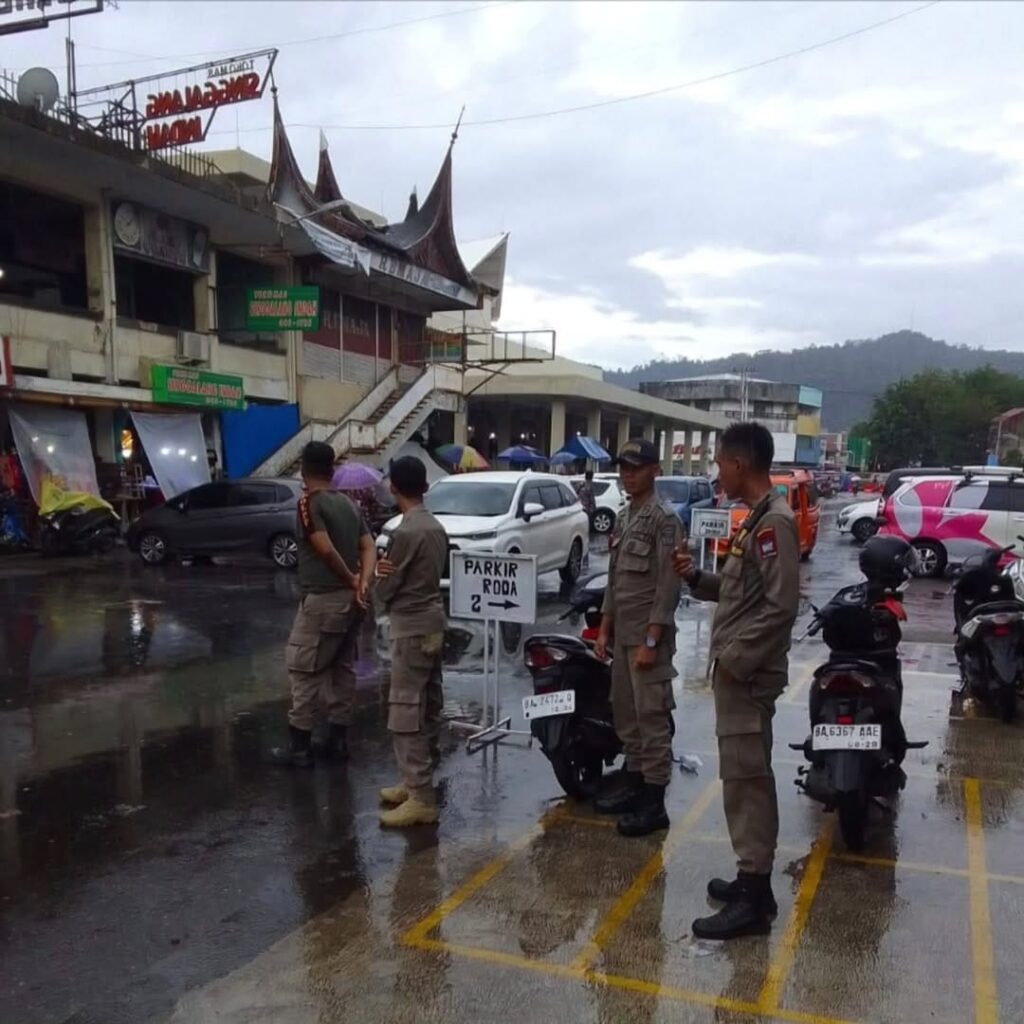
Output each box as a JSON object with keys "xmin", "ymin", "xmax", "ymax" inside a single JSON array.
[{"xmin": 378, "ymin": 471, "xmax": 590, "ymax": 585}]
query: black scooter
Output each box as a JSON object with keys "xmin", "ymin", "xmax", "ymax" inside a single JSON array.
[
  {"xmin": 953, "ymin": 542, "xmax": 1024, "ymax": 722},
  {"xmin": 523, "ymin": 573, "xmax": 621, "ymax": 799},
  {"xmin": 792, "ymin": 542, "xmax": 926, "ymax": 850},
  {"xmin": 39, "ymin": 503, "xmax": 119, "ymax": 556}
]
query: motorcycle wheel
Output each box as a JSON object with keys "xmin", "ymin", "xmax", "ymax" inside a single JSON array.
[
  {"xmin": 999, "ymin": 686, "xmax": 1017, "ymax": 724},
  {"xmin": 837, "ymin": 789, "xmax": 869, "ymax": 851},
  {"xmin": 550, "ymin": 749, "xmax": 603, "ymax": 800}
]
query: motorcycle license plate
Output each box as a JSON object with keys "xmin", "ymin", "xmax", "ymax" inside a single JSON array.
[
  {"xmin": 812, "ymin": 723, "xmax": 882, "ymax": 751},
  {"xmin": 522, "ymin": 690, "xmax": 575, "ymax": 721}
]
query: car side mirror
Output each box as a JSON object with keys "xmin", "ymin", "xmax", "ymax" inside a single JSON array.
[{"xmin": 522, "ymin": 501, "xmax": 544, "ymax": 520}]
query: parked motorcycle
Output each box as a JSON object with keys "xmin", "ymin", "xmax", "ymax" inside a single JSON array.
[
  {"xmin": 954, "ymin": 541, "xmax": 1024, "ymax": 722},
  {"xmin": 39, "ymin": 500, "xmax": 119, "ymax": 556},
  {"xmin": 523, "ymin": 572, "xmax": 622, "ymax": 799},
  {"xmin": 792, "ymin": 536, "xmax": 926, "ymax": 850}
]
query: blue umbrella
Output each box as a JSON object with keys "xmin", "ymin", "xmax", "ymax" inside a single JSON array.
[
  {"xmin": 548, "ymin": 451, "xmax": 577, "ymax": 466},
  {"xmin": 498, "ymin": 445, "xmax": 547, "ymax": 463}
]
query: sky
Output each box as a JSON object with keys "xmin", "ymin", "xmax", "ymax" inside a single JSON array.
[{"xmin": 4, "ymin": 0, "xmax": 1024, "ymax": 369}]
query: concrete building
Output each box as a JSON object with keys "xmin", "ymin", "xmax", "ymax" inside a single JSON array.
[{"xmin": 642, "ymin": 374, "xmax": 823, "ymax": 468}]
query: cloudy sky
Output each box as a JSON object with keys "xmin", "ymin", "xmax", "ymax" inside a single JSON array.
[{"xmin": 5, "ymin": 0, "xmax": 1024, "ymax": 368}]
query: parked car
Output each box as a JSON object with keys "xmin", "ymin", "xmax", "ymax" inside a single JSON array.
[
  {"xmin": 714, "ymin": 469, "xmax": 821, "ymax": 560},
  {"xmin": 377, "ymin": 471, "xmax": 590, "ymax": 585},
  {"xmin": 878, "ymin": 469, "xmax": 1024, "ymax": 578},
  {"xmin": 127, "ymin": 478, "xmax": 303, "ymax": 568},
  {"xmin": 837, "ymin": 497, "xmax": 881, "ymax": 543},
  {"xmin": 569, "ymin": 475, "xmax": 627, "ymax": 534},
  {"xmin": 654, "ymin": 475, "xmax": 714, "ymax": 532}
]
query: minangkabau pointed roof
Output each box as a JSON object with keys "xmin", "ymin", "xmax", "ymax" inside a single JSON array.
[{"xmin": 314, "ymin": 131, "xmax": 344, "ymax": 204}]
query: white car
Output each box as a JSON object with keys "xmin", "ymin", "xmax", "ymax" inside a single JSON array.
[
  {"xmin": 377, "ymin": 471, "xmax": 590, "ymax": 585},
  {"xmin": 569, "ymin": 475, "xmax": 627, "ymax": 534},
  {"xmin": 837, "ymin": 498, "xmax": 881, "ymax": 543}
]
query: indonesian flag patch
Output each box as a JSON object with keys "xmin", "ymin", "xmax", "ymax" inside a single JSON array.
[{"xmin": 756, "ymin": 527, "xmax": 778, "ymax": 559}]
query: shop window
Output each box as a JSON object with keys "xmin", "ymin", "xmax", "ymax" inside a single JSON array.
[
  {"xmin": 217, "ymin": 252, "xmax": 280, "ymax": 349},
  {"xmin": 114, "ymin": 255, "xmax": 195, "ymax": 331},
  {"xmin": 0, "ymin": 181, "xmax": 88, "ymax": 312}
]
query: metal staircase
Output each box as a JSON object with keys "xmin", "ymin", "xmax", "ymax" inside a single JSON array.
[{"xmin": 252, "ymin": 364, "xmax": 465, "ymax": 477}]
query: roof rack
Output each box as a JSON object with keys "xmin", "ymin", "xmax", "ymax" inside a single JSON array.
[{"xmin": 961, "ymin": 466, "xmax": 1022, "ymax": 482}]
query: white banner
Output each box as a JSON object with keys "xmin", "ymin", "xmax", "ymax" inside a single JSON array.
[
  {"xmin": 8, "ymin": 404, "xmax": 99, "ymax": 505},
  {"xmin": 131, "ymin": 411, "xmax": 210, "ymax": 499}
]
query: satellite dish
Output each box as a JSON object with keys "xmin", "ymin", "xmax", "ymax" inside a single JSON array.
[{"xmin": 16, "ymin": 68, "xmax": 60, "ymax": 112}]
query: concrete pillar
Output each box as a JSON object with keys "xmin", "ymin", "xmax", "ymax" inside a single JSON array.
[
  {"xmin": 89, "ymin": 194, "xmax": 119, "ymax": 382},
  {"xmin": 699, "ymin": 429, "xmax": 712, "ymax": 475},
  {"xmin": 495, "ymin": 403, "xmax": 512, "ymax": 452},
  {"xmin": 550, "ymin": 399, "xmax": 566, "ymax": 454},
  {"xmin": 586, "ymin": 405, "xmax": 601, "ymax": 440},
  {"xmin": 616, "ymin": 413, "xmax": 630, "ymax": 457},
  {"xmin": 661, "ymin": 426, "xmax": 673, "ymax": 476},
  {"xmin": 453, "ymin": 409, "xmax": 468, "ymax": 446},
  {"xmin": 643, "ymin": 420, "xmax": 655, "ymax": 443},
  {"xmin": 682, "ymin": 429, "xmax": 694, "ymax": 475}
]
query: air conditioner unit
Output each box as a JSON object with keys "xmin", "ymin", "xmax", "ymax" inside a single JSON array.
[{"xmin": 177, "ymin": 331, "xmax": 209, "ymax": 365}]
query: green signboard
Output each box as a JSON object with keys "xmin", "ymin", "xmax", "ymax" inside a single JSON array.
[
  {"xmin": 151, "ymin": 365, "xmax": 245, "ymax": 411},
  {"xmin": 245, "ymin": 285, "xmax": 320, "ymax": 331}
]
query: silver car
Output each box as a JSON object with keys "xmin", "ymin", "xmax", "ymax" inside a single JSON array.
[{"xmin": 127, "ymin": 478, "xmax": 303, "ymax": 568}]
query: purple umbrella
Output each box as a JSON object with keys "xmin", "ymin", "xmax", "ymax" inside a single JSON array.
[{"xmin": 332, "ymin": 462, "xmax": 383, "ymax": 491}]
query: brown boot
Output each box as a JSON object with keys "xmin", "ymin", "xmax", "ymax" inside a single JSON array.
[
  {"xmin": 379, "ymin": 797, "xmax": 439, "ymax": 828},
  {"xmin": 379, "ymin": 783, "xmax": 409, "ymax": 806}
]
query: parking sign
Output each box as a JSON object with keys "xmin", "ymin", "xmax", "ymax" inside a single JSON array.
[{"xmin": 449, "ymin": 551, "xmax": 537, "ymax": 625}]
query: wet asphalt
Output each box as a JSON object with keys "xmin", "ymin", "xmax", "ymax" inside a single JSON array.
[{"xmin": 1, "ymin": 499, "xmax": 1022, "ymax": 1024}]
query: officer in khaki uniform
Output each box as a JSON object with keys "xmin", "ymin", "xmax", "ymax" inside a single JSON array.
[
  {"xmin": 271, "ymin": 442, "xmax": 376, "ymax": 769},
  {"xmin": 374, "ymin": 456, "xmax": 448, "ymax": 827},
  {"xmin": 674, "ymin": 422, "xmax": 799, "ymax": 940},
  {"xmin": 594, "ymin": 438, "xmax": 684, "ymax": 837}
]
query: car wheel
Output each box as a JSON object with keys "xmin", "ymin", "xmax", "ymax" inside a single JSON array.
[
  {"xmin": 560, "ymin": 538, "xmax": 584, "ymax": 584},
  {"xmin": 592, "ymin": 509, "xmax": 615, "ymax": 534},
  {"xmin": 851, "ymin": 518, "xmax": 878, "ymax": 544},
  {"xmin": 270, "ymin": 532, "xmax": 299, "ymax": 569},
  {"xmin": 912, "ymin": 540, "xmax": 946, "ymax": 578},
  {"xmin": 138, "ymin": 531, "xmax": 168, "ymax": 566}
]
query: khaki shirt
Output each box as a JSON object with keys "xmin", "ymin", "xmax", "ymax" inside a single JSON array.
[
  {"xmin": 601, "ymin": 492, "xmax": 684, "ymax": 647},
  {"xmin": 374, "ymin": 505, "xmax": 448, "ymax": 639},
  {"xmin": 692, "ymin": 490, "xmax": 800, "ymax": 682}
]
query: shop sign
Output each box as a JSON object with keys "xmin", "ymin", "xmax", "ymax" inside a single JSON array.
[
  {"xmin": 111, "ymin": 201, "xmax": 210, "ymax": 273},
  {"xmin": 0, "ymin": 335, "xmax": 12, "ymax": 388},
  {"xmin": 245, "ymin": 286, "xmax": 320, "ymax": 331},
  {"xmin": 373, "ymin": 251, "xmax": 475, "ymax": 306},
  {"xmin": 151, "ymin": 364, "xmax": 245, "ymax": 411}
]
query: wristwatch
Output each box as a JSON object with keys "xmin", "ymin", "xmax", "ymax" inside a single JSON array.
[{"xmin": 644, "ymin": 635, "xmax": 658, "ymax": 650}]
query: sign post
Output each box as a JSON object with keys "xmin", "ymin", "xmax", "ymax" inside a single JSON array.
[
  {"xmin": 449, "ymin": 551, "xmax": 537, "ymax": 753},
  {"xmin": 690, "ymin": 507, "xmax": 732, "ymax": 576}
]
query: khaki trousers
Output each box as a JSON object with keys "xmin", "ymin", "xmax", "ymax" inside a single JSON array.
[
  {"xmin": 286, "ymin": 590, "xmax": 360, "ymax": 731},
  {"xmin": 610, "ymin": 642, "xmax": 675, "ymax": 786},
  {"xmin": 388, "ymin": 633, "xmax": 444, "ymax": 803},
  {"xmin": 713, "ymin": 663, "xmax": 786, "ymax": 875}
]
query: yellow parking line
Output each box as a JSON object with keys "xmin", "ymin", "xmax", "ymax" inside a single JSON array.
[
  {"xmin": 831, "ymin": 851, "xmax": 970, "ymax": 879},
  {"xmin": 780, "ymin": 662, "xmax": 818, "ymax": 705},
  {"xmin": 987, "ymin": 871, "xmax": 1024, "ymax": 886},
  {"xmin": 757, "ymin": 819, "xmax": 834, "ymax": 1014},
  {"xmin": 550, "ymin": 810, "xmax": 617, "ymax": 829},
  {"xmin": 570, "ymin": 779, "xmax": 721, "ymax": 972},
  {"xmin": 964, "ymin": 778, "xmax": 999, "ymax": 1024},
  {"xmin": 406, "ymin": 934, "xmax": 584, "ymax": 982}
]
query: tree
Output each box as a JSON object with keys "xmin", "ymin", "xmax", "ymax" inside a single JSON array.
[{"xmin": 860, "ymin": 366, "xmax": 1024, "ymax": 469}]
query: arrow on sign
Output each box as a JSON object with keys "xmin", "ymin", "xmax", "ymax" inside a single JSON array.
[{"xmin": 487, "ymin": 599, "xmax": 519, "ymax": 610}]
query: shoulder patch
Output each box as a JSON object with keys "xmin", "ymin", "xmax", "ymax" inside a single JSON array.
[
  {"xmin": 298, "ymin": 494, "xmax": 314, "ymax": 536},
  {"xmin": 756, "ymin": 526, "xmax": 778, "ymax": 559}
]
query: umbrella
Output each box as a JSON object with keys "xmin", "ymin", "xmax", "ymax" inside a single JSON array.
[
  {"xmin": 549, "ymin": 451, "xmax": 577, "ymax": 467},
  {"xmin": 497, "ymin": 444, "xmax": 547, "ymax": 463},
  {"xmin": 435, "ymin": 444, "xmax": 489, "ymax": 471},
  {"xmin": 332, "ymin": 462, "xmax": 383, "ymax": 491}
]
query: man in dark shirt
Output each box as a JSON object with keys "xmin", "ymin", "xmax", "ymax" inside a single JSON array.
[
  {"xmin": 578, "ymin": 470, "xmax": 597, "ymax": 520},
  {"xmin": 272, "ymin": 441, "xmax": 376, "ymax": 768}
]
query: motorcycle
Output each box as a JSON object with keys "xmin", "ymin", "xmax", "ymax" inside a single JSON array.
[
  {"xmin": 792, "ymin": 535, "xmax": 926, "ymax": 850},
  {"xmin": 39, "ymin": 500, "xmax": 119, "ymax": 556},
  {"xmin": 522, "ymin": 572, "xmax": 622, "ymax": 799},
  {"xmin": 954, "ymin": 541, "xmax": 1024, "ymax": 722}
]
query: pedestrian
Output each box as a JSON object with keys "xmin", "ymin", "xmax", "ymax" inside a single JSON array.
[
  {"xmin": 577, "ymin": 469, "xmax": 596, "ymax": 523},
  {"xmin": 271, "ymin": 441, "xmax": 376, "ymax": 769},
  {"xmin": 594, "ymin": 438, "xmax": 684, "ymax": 836},
  {"xmin": 672, "ymin": 422, "xmax": 799, "ymax": 940},
  {"xmin": 373, "ymin": 456, "xmax": 449, "ymax": 827}
]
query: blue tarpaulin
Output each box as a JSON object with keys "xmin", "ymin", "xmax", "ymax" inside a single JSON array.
[
  {"xmin": 221, "ymin": 403, "xmax": 300, "ymax": 478},
  {"xmin": 556, "ymin": 435, "xmax": 611, "ymax": 462}
]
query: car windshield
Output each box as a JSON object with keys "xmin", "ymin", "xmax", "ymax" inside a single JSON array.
[
  {"xmin": 656, "ymin": 480, "xmax": 690, "ymax": 502},
  {"xmin": 425, "ymin": 481, "xmax": 516, "ymax": 517}
]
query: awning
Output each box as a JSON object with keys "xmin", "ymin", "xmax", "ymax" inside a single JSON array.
[
  {"xmin": 558, "ymin": 436, "xmax": 611, "ymax": 461},
  {"xmin": 298, "ymin": 218, "xmax": 372, "ymax": 275}
]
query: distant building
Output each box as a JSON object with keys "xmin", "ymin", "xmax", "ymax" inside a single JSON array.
[
  {"xmin": 990, "ymin": 408, "xmax": 1024, "ymax": 465},
  {"xmin": 641, "ymin": 374, "xmax": 823, "ymax": 467},
  {"xmin": 819, "ymin": 431, "xmax": 847, "ymax": 468}
]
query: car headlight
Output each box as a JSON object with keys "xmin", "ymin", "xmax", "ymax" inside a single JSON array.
[{"xmin": 461, "ymin": 531, "xmax": 497, "ymax": 541}]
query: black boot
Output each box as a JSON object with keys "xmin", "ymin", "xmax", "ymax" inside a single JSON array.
[
  {"xmin": 693, "ymin": 874, "xmax": 775, "ymax": 939},
  {"xmin": 316, "ymin": 723, "xmax": 349, "ymax": 761},
  {"xmin": 269, "ymin": 725, "xmax": 314, "ymax": 769},
  {"xmin": 616, "ymin": 782, "xmax": 669, "ymax": 837},
  {"xmin": 707, "ymin": 872, "xmax": 778, "ymax": 918},
  {"xmin": 594, "ymin": 769, "xmax": 643, "ymax": 814}
]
